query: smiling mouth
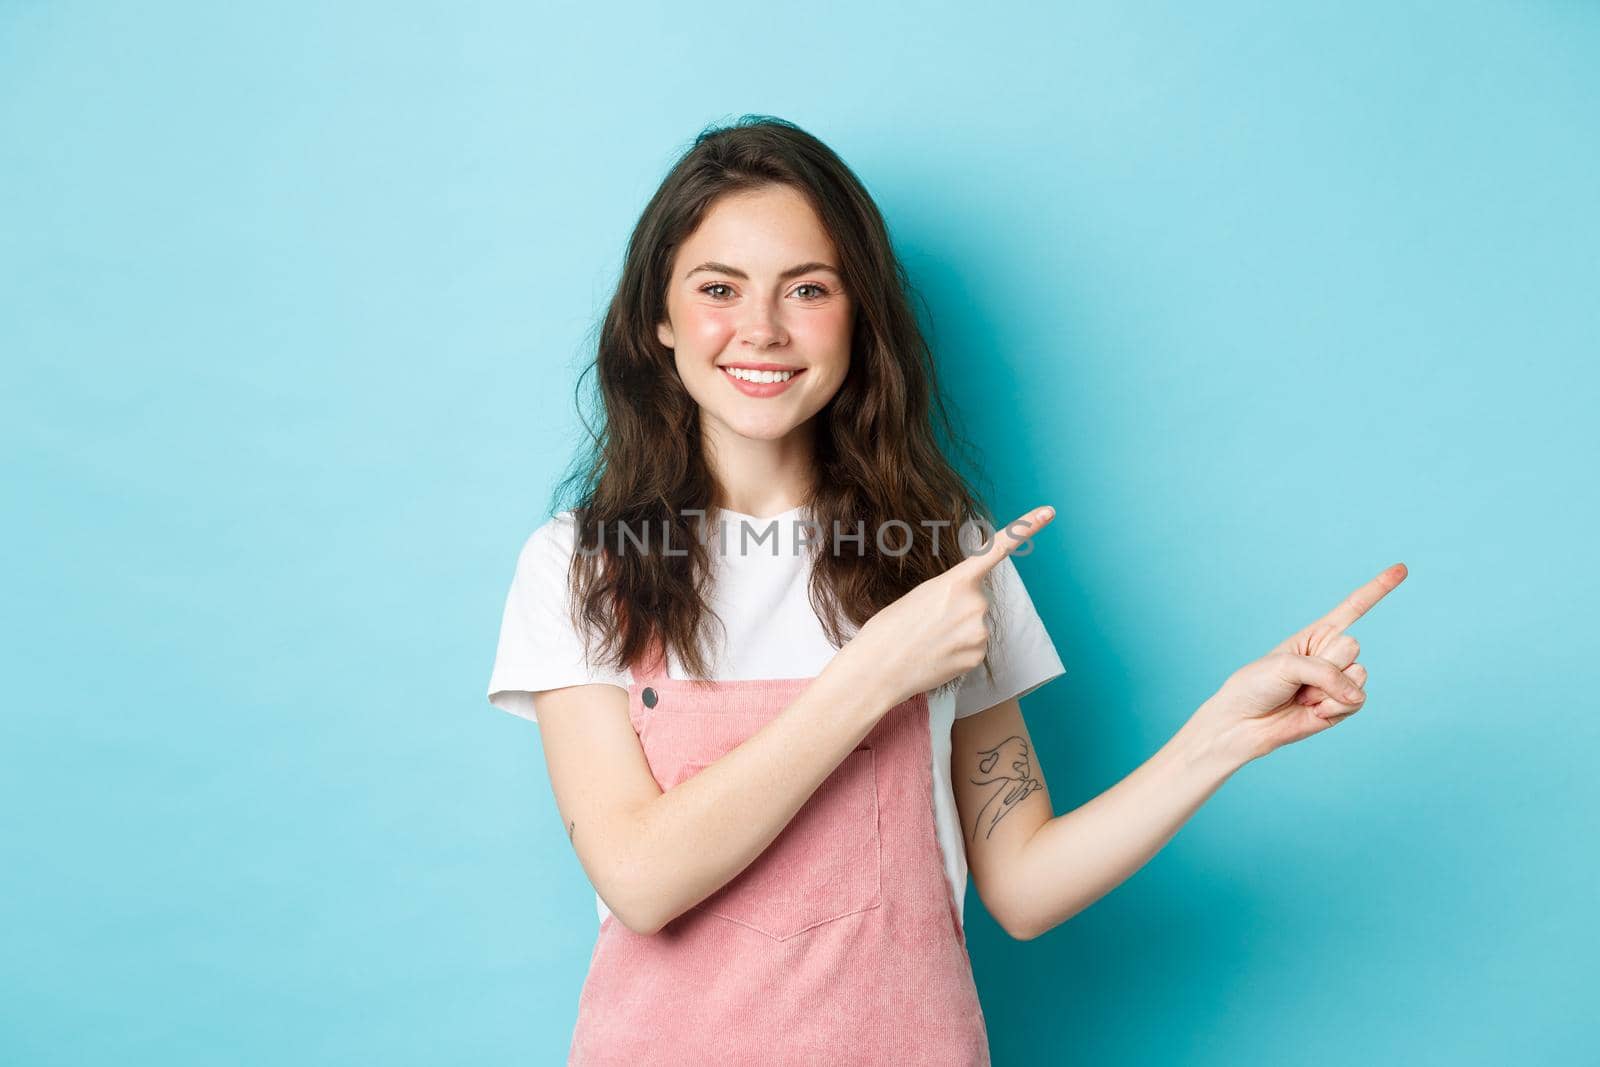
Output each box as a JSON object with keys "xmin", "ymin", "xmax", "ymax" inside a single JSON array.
[{"xmin": 719, "ymin": 366, "xmax": 805, "ymax": 384}]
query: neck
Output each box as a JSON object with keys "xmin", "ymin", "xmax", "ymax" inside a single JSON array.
[{"xmin": 703, "ymin": 420, "xmax": 818, "ymax": 520}]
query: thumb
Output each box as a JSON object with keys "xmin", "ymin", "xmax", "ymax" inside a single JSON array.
[
  {"xmin": 1274, "ymin": 652, "xmax": 1367, "ymax": 707},
  {"xmin": 955, "ymin": 506, "xmax": 1056, "ymax": 579}
]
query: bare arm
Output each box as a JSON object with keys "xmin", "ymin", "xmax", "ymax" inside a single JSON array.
[
  {"xmin": 533, "ymin": 640, "xmax": 900, "ymax": 936},
  {"xmin": 954, "ymin": 563, "xmax": 1404, "ymax": 940},
  {"xmin": 953, "ymin": 696, "xmax": 1240, "ymax": 941}
]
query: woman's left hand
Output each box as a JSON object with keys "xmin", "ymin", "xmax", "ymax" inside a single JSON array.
[{"xmin": 1195, "ymin": 562, "xmax": 1409, "ymax": 765}]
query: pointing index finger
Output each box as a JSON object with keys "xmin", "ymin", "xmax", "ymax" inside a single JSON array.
[
  {"xmin": 1320, "ymin": 562, "xmax": 1409, "ymax": 633},
  {"xmin": 959, "ymin": 506, "xmax": 1056, "ymax": 577}
]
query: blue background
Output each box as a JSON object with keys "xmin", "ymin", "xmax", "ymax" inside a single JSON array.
[{"xmin": 4, "ymin": 3, "xmax": 1596, "ymax": 1064}]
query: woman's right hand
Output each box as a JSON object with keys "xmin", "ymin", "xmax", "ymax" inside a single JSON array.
[{"xmin": 838, "ymin": 506, "xmax": 1057, "ymax": 709}]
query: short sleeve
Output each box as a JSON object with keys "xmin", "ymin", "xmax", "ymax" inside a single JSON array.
[
  {"xmin": 485, "ymin": 512, "xmax": 632, "ymax": 724},
  {"xmin": 953, "ymin": 553, "xmax": 1066, "ymax": 718}
]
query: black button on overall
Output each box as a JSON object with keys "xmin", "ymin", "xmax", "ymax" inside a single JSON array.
[{"xmin": 641, "ymin": 686, "xmax": 658, "ymax": 708}]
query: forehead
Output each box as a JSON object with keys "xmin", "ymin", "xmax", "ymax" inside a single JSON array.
[{"xmin": 676, "ymin": 185, "xmax": 837, "ymax": 267}]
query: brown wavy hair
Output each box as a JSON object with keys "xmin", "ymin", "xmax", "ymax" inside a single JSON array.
[{"xmin": 551, "ymin": 114, "xmax": 1005, "ymax": 687}]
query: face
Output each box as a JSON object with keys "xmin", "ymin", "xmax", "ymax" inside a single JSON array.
[{"xmin": 656, "ymin": 184, "xmax": 853, "ymax": 445}]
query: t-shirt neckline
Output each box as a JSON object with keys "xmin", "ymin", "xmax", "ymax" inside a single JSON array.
[{"xmin": 713, "ymin": 502, "xmax": 808, "ymax": 524}]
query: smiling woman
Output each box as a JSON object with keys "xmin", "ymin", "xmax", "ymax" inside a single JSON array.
[
  {"xmin": 485, "ymin": 115, "xmax": 1065, "ymax": 1064},
  {"xmin": 484, "ymin": 112, "xmax": 1408, "ymax": 1066}
]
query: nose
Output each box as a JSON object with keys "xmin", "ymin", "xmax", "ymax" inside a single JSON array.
[{"xmin": 738, "ymin": 298, "xmax": 788, "ymax": 350}]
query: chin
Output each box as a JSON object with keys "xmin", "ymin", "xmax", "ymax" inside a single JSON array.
[
  {"xmin": 707, "ymin": 407, "xmax": 806, "ymax": 441},
  {"xmin": 727, "ymin": 416, "xmax": 804, "ymax": 441}
]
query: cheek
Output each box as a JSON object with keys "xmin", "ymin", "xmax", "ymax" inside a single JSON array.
[
  {"xmin": 793, "ymin": 307, "xmax": 853, "ymax": 361},
  {"xmin": 679, "ymin": 305, "xmax": 737, "ymax": 349}
]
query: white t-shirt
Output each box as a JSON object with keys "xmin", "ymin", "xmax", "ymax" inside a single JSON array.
[{"xmin": 485, "ymin": 504, "xmax": 1066, "ymax": 929}]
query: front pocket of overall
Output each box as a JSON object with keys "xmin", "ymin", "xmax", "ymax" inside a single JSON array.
[{"xmin": 680, "ymin": 746, "xmax": 882, "ymax": 941}]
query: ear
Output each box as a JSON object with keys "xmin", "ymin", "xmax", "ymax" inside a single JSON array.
[{"xmin": 656, "ymin": 319, "xmax": 675, "ymax": 349}]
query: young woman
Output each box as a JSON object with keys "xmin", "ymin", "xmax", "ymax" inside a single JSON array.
[{"xmin": 485, "ymin": 116, "xmax": 1407, "ymax": 1065}]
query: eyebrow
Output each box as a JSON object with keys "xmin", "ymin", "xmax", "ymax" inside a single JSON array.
[{"xmin": 684, "ymin": 260, "xmax": 841, "ymax": 281}]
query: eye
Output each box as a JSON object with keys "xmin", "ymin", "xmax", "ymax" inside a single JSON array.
[{"xmin": 698, "ymin": 281, "xmax": 833, "ymax": 301}]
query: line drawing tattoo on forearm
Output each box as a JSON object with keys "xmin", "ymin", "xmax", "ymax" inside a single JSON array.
[{"xmin": 969, "ymin": 735, "xmax": 1043, "ymax": 841}]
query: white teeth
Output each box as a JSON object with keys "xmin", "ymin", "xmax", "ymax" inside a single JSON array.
[{"xmin": 724, "ymin": 367, "xmax": 796, "ymax": 384}]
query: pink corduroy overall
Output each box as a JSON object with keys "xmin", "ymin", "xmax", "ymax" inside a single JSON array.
[{"xmin": 565, "ymin": 638, "xmax": 991, "ymax": 1065}]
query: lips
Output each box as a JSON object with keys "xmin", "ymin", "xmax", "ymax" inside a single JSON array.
[{"xmin": 720, "ymin": 365, "xmax": 805, "ymax": 398}]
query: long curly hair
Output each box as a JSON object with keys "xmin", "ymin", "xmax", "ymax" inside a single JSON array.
[{"xmin": 552, "ymin": 115, "xmax": 1003, "ymax": 686}]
